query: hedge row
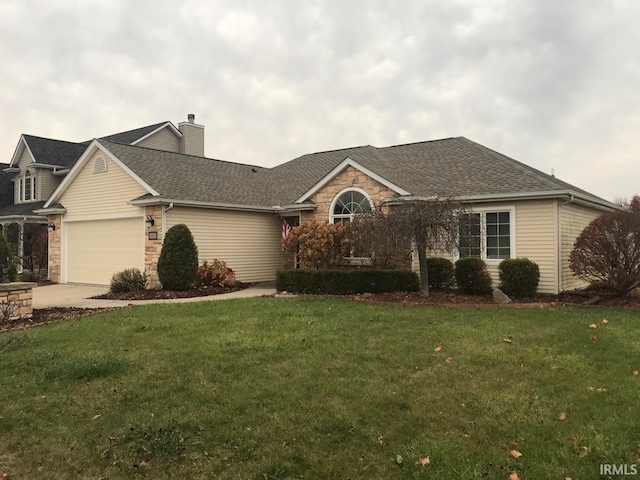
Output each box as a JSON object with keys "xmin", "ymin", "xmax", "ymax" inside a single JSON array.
[{"xmin": 276, "ymin": 269, "xmax": 419, "ymax": 294}]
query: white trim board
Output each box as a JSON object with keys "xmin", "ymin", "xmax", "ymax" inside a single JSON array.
[{"xmin": 131, "ymin": 122, "xmax": 182, "ymax": 145}]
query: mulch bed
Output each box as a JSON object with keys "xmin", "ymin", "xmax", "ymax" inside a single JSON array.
[
  {"xmin": 349, "ymin": 289, "xmax": 640, "ymax": 308},
  {"xmin": 91, "ymin": 283, "xmax": 254, "ymax": 301},
  {"xmin": 1, "ymin": 307, "xmax": 120, "ymax": 333}
]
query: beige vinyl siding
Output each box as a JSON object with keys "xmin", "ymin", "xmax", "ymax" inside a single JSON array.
[
  {"xmin": 59, "ymin": 150, "xmax": 147, "ymax": 219},
  {"xmin": 37, "ymin": 169, "xmax": 59, "ymax": 201},
  {"xmin": 559, "ymin": 202, "xmax": 601, "ymax": 290},
  {"xmin": 136, "ymin": 127, "xmax": 180, "ymax": 153},
  {"xmin": 166, "ymin": 207, "xmax": 285, "ymax": 282},
  {"xmin": 514, "ymin": 200, "xmax": 558, "ymax": 294},
  {"xmin": 178, "ymin": 123, "xmax": 205, "ymax": 156}
]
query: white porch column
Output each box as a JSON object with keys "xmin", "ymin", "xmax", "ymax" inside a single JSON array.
[{"xmin": 17, "ymin": 220, "xmax": 24, "ymax": 273}]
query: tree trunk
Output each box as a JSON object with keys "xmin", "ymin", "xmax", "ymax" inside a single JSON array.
[{"xmin": 417, "ymin": 242, "xmax": 429, "ymax": 296}]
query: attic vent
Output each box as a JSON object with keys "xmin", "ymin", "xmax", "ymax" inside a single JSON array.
[{"xmin": 93, "ymin": 156, "xmax": 107, "ymax": 174}]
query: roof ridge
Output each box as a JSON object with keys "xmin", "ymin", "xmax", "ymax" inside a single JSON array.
[
  {"xmin": 99, "ymin": 139, "xmax": 267, "ymax": 170},
  {"xmin": 378, "ymin": 136, "xmax": 461, "ymax": 149},
  {"xmin": 457, "ymin": 137, "xmax": 563, "ymax": 190}
]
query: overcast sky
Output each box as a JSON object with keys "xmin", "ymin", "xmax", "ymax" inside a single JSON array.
[{"xmin": 1, "ymin": 0, "xmax": 638, "ymax": 202}]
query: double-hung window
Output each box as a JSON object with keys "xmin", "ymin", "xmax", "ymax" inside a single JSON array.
[
  {"xmin": 458, "ymin": 209, "xmax": 514, "ymax": 261},
  {"xmin": 19, "ymin": 171, "xmax": 36, "ymax": 202}
]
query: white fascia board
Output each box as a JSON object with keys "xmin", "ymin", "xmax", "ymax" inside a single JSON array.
[
  {"xmin": 32, "ymin": 207, "xmax": 67, "ymax": 215},
  {"xmin": 273, "ymin": 203, "xmax": 317, "ymax": 213},
  {"xmin": 294, "ymin": 157, "xmax": 410, "ymax": 204},
  {"xmin": 128, "ymin": 197, "xmax": 276, "ymax": 213},
  {"xmin": 0, "ymin": 215, "xmax": 48, "ymax": 222},
  {"xmin": 8, "ymin": 136, "xmax": 36, "ymax": 168},
  {"xmin": 384, "ymin": 190, "xmax": 618, "ymax": 211},
  {"xmin": 131, "ymin": 122, "xmax": 182, "ymax": 145},
  {"xmin": 43, "ymin": 140, "xmax": 159, "ymax": 208}
]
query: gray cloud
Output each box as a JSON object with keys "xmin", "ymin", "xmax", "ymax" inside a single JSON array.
[{"xmin": 1, "ymin": 0, "xmax": 638, "ymax": 201}]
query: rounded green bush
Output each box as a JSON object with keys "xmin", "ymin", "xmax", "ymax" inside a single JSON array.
[
  {"xmin": 454, "ymin": 258, "xmax": 492, "ymax": 295},
  {"xmin": 157, "ymin": 224, "xmax": 198, "ymax": 291},
  {"xmin": 499, "ymin": 258, "xmax": 540, "ymax": 298},
  {"xmin": 426, "ymin": 257, "xmax": 455, "ymax": 289}
]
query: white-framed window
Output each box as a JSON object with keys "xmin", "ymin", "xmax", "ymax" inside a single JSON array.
[
  {"xmin": 19, "ymin": 170, "xmax": 36, "ymax": 202},
  {"xmin": 330, "ymin": 188, "xmax": 372, "ymax": 225},
  {"xmin": 458, "ymin": 207, "xmax": 515, "ymax": 262}
]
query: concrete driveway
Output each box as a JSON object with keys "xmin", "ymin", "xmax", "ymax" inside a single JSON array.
[{"xmin": 33, "ymin": 283, "xmax": 277, "ymax": 309}]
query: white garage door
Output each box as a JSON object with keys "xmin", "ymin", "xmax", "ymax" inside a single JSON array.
[{"xmin": 66, "ymin": 217, "xmax": 144, "ymax": 285}]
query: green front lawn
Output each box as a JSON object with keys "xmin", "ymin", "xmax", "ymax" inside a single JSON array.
[{"xmin": 0, "ymin": 298, "xmax": 638, "ymax": 479}]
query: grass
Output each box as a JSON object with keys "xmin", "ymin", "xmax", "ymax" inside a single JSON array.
[{"xmin": 0, "ymin": 297, "xmax": 638, "ymax": 479}]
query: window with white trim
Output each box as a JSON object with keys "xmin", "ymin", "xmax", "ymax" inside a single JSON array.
[
  {"xmin": 330, "ymin": 189, "xmax": 372, "ymax": 225},
  {"xmin": 19, "ymin": 170, "xmax": 37, "ymax": 202},
  {"xmin": 458, "ymin": 210, "xmax": 513, "ymax": 260}
]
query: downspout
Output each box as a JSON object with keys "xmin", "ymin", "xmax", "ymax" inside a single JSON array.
[
  {"xmin": 162, "ymin": 202, "xmax": 174, "ymax": 238},
  {"xmin": 556, "ymin": 195, "xmax": 575, "ymax": 293}
]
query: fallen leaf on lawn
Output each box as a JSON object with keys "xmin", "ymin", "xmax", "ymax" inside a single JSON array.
[
  {"xmin": 633, "ymin": 370, "xmax": 638, "ymax": 377},
  {"xmin": 601, "ymin": 319, "xmax": 608, "ymax": 324},
  {"xmin": 510, "ymin": 450, "xmax": 523, "ymax": 459},
  {"xmin": 395, "ymin": 454, "xmax": 403, "ymax": 464},
  {"xmin": 445, "ymin": 357, "xmax": 453, "ymax": 363},
  {"xmin": 589, "ymin": 323, "xmax": 598, "ymax": 329},
  {"xmin": 565, "ymin": 477, "xmax": 573, "ymax": 480},
  {"xmin": 596, "ymin": 388, "xmax": 607, "ymax": 393},
  {"xmin": 91, "ymin": 414, "xmax": 102, "ymax": 421},
  {"xmin": 378, "ymin": 435, "xmax": 384, "ymax": 445},
  {"xmin": 586, "ymin": 386, "xmax": 595, "ymax": 392},
  {"xmin": 509, "ymin": 472, "xmax": 520, "ymax": 480},
  {"xmin": 434, "ymin": 346, "xmax": 442, "ymax": 352},
  {"xmin": 501, "ymin": 441, "xmax": 518, "ymax": 451},
  {"xmin": 502, "ymin": 338, "xmax": 513, "ymax": 343},
  {"xmin": 578, "ymin": 446, "xmax": 590, "ymax": 458},
  {"xmin": 559, "ymin": 412, "xmax": 567, "ymax": 421},
  {"xmin": 569, "ymin": 436, "xmax": 580, "ymax": 445},
  {"xmin": 415, "ymin": 456, "xmax": 430, "ymax": 467},
  {"xmin": 590, "ymin": 336, "xmax": 598, "ymax": 342}
]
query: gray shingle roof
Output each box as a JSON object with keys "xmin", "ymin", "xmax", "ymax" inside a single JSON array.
[
  {"xmin": 100, "ymin": 140, "xmax": 270, "ymax": 207},
  {"xmin": 0, "ymin": 163, "xmax": 13, "ymax": 209},
  {"xmin": 263, "ymin": 137, "xmax": 613, "ymax": 207},
  {"xmin": 97, "ymin": 122, "xmax": 172, "ymax": 145},
  {"xmin": 0, "ymin": 200, "xmax": 46, "ymax": 217},
  {"xmin": 99, "ymin": 136, "xmax": 614, "ymax": 210},
  {"xmin": 22, "ymin": 135, "xmax": 87, "ymax": 168}
]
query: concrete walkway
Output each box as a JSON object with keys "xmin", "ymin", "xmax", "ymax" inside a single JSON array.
[{"xmin": 33, "ymin": 282, "xmax": 277, "ymax": 309}]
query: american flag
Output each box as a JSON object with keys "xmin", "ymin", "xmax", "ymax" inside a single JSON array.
[{"xmin": 282, "ymin": 219, "xmax": 292, "ymax": 239}]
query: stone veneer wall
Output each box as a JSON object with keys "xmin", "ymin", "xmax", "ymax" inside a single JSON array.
[
  {"xmin": 48, "ymin": 215, "xmax": 62, "ymax": 283},
  {"xmin": 145, "ymin": 205, "xmax": 164, "ymax": 288},
  {"xmin": 301, "ymin": 165, "xmax": 397, "ymax": 222},
  {"xmin": 0, "ymin": 282, "xmax": 35, "ymax": 320}
]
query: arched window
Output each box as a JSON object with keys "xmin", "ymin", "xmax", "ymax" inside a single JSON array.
[{"xmin": 330, "ymin": 189, "xmax": 372, "ymax": 225}]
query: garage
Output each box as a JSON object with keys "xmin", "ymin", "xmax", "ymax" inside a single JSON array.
[{"xmin": 65, "ymin": 217, "xmax": 144, "ymax": 285}]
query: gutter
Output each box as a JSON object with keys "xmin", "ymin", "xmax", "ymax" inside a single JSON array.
[
  {"xmin": 556, "ymin": 194, "xmax": 575, "ymax": 294},
  {"xmin": 162, "ymin": 202, "xmax": 174, "ymax": 237}
]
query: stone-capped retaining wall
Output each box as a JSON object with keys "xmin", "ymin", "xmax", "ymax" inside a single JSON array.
[{"xmin": 0, "ymin": 282, "xmax": 36, "ymax": 321}]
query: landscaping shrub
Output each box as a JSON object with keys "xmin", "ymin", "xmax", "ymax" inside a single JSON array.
[
  {"xmin": 282, "ymin": 220, "xmax": 350, "ymax": 269},
  {"xmin": 570, "ymin": 197, "xmax": 640, "ymax": 296},
  {"xmin": 276, "ymin": 269, "xmax": 419, "ymax": 294},
  {"xmin": 454, "ymin": 258, "xmax": 492, "ymax": 295},
  {"xmin": 426, "ymin": 257, "xmax": 454, "ymax": 289},
  {"xmin": 0, "ymin": 234, "xmax": 17, "ymax": 282},
  {"xmin": 499, "ymin": 258, "xmax": 540, "ymax": 298},
  {"xmin": 157, "ymin": 224, "xmax": 198, "ymax": 291},
  {"xmin": 197, "ymin": 259, "xmax": 237, "ymax": 288},
  {"xmin": 110, "ymin": 268, "xmax": 148, "ymax": 293}
]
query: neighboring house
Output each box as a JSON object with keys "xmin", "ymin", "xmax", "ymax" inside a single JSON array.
[
  {"xmin": 19, "ymin": 115, "xmax": 615, "ymax": 293},
  {"xmin": 0, "ymin": 121, "xmax": 190, "ymax": 269}
]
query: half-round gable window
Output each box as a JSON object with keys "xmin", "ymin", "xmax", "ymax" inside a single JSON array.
[
  {"xmin": 330, "ymin": 188, "xmax": 372, "ymax": 225},
  {"xmin": 93, "ymin": 156, "xmax": 107, "ymax": 174}
]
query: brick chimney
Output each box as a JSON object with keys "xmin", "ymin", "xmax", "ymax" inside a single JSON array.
[{"xmin": 178, "ymin": 113, "xmax": 205, "ymax": 156}]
